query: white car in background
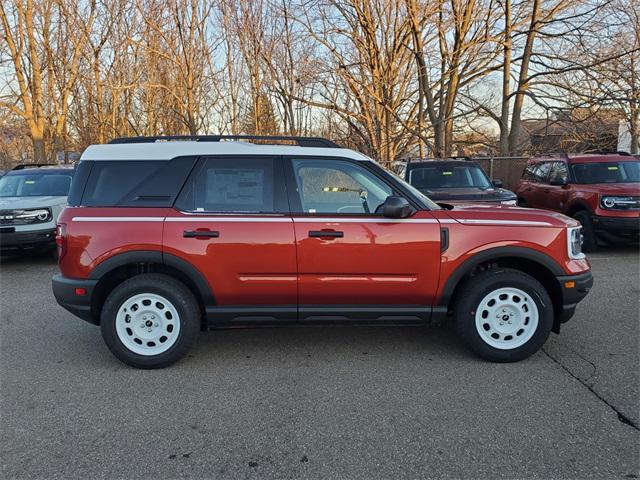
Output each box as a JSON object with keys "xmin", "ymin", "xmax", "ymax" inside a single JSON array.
[{"xmin": 0, "ymin": 166, "xmax": 74, "ymax": 255}]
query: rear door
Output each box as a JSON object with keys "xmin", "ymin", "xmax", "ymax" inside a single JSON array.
[
  {"xmin": 286, "ymin": 157, "xmax": 441, "ymax": 321},
  {"xmin": 163, "ymin": 156, "xmax": 297, "ymax": 322},
  {"xmin": 523, "ymin": 162, "xmax": 553, "ymax": 208}
]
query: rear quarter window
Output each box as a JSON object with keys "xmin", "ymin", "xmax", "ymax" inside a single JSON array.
[{"xmin": 78, "ymin": 157, "xmax": 197, "ymax": 207}]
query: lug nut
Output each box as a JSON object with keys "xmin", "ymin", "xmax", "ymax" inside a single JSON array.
[{"xmin": 154, "ymin": 322, "xmax": 159, "ymax": 327}]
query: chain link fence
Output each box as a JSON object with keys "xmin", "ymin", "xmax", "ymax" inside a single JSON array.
[{"xmin": 458, "ymin": 157, "xmax": 529, "ymax": 191}]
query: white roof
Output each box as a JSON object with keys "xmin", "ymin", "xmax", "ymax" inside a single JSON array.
[{"xmin": 80, "ymin": 141, "xmax": 371, "ymax": 162}]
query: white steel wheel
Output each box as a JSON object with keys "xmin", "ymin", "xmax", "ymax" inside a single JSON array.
[
  {"xmin": 474, "ymin": 287, "xmax": 539, "ymax": 350},
  {"xmin": 115, "ymin": 293, "xmax": 181, "ymax": 356}
]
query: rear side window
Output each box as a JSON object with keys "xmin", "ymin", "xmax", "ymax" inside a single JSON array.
[
  {"xmin": 175, "ymin": 156, "xmax": 287, "ymax": 213},
  {"xmin": 525, "ymin": 162, "xmax": 553, "ymax": 183},
  {"xmin": 79, "ymin": 157, "xmax": 197, "ymax": 207}
]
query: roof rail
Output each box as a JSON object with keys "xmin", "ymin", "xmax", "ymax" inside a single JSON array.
[
  {"xmin": 12, "ymin": 163, "xmax": 58, "ymax": 170},
  {"xmin": 108, "ymin": 135, "xmax": 341, "ymax": 148},
  {"xmin": 586, "ymin": 150, "xmax": 632, "ymax": 156}
]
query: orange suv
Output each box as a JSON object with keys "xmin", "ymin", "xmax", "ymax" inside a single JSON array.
[
  {"xmin": 515, "ymin": 153, "xmax": 640, "ymax": 251},
  {"xmin": 52, "ymin": 136, "xmax": 593, "ymax": 368}
]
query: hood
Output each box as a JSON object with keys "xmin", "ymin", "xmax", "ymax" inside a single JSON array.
[
  {"xmin": 572, "ymin": 183, "xmax": 640, "ymax": 196},
  {"xmin": 0, "ymin": 196, "xmax": 67, "ymax": 210},
  {"xmin": 442, "ymin": 203, "xmax": 578, "ymax": 228},
  {"xmin": 420, "ymin": 187, "xmax": 516, "ymax": 202}
]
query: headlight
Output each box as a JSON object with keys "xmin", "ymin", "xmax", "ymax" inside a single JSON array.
[
  {"xmin": 8, "ymin": 208, "xmax": 52, "ymax": 224},
  {"xmin": 600, "ymin": 196, "xmax": 640, "ymax": 210},
  {"xmin": 500, "ymin": 199, "xmax": 517, "ymax": 206},
  {"xmin": 567, "ymin": 226, "xmax": 585, "ymax": 259}
]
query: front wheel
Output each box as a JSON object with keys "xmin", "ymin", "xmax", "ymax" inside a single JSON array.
[
  {"xmin": 454, "ymin": 269, "xmax": 554, "ymax": 362},
  {"xmin": 100, "ymin": 273, "xmax": 201, "ymax": 369}
]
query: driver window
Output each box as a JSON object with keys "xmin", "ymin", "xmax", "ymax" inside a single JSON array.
[{"xmin": 292, "ymin": 159, "xmax": 392, "ymax": 214}]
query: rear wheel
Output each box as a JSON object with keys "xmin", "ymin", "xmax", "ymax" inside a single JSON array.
[
  {"xmin": 100, "ymin": 273, "xmax": 200, "ymax": 369},
  {"xmin": 573, "ymin": 210, "xmax": 597, "ymax": 252},
  {"xmin": 454, "ymin": 269, "xmax": 553, "ymax": 362}
]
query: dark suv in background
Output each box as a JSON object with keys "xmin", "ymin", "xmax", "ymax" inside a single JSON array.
[
  {"xmin": 515, "ymin": 153, "xmax": 640, "ymax": 251},
  {"xmin": 403, "ymin": 159, "xmax": 517, "ymax": 205}
]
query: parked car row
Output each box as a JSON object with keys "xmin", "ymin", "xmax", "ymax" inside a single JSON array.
[
  {"xmin": 399, "ymin": 153, "xmax": 639, "ymax": 252},
  {"xmin": 0, "ymin": 137, "xmax": 635, "ymax": 369},
  {"xmin": 3, "ymin": 152, "xmax": 636, "ymax": 256}
]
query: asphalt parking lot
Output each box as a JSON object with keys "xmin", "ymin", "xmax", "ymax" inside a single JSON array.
[{"xmin": 1, "ymin": 248, "xmax": 638, "ymax": 479}]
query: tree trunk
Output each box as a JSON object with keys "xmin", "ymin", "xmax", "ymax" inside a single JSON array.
[
  {"xmin": 30, "ymin": 124, "xmax": 46, "ymax": 163},
  {"xmin": 508, "ymin": 0, "xmax": 540, "ymax": 155},
  {"xmin": 499, "ymin": 0, "xmax": 512, "ymax": 156}
]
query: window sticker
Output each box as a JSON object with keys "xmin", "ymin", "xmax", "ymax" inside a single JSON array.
[
  {"xmin": 607, "ymin": 166, "xmax": 619, "ymax": 171},
  {"xmin": 206, "ymin": 168, "xmax": 264, "ymax": 205},
  {"xmin": 442, "ymin": 171, "xmax": 453, "ymax": 176}
]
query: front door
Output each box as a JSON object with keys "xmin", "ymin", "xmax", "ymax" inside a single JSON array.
[
  {"xmin": 163, "ymin": 156, "xmax": 297, "ymax": 323},
  {"xmin": 286, "ymin": 158, "xmax": 441, "ymax": 321},
  {"xmin": 544, "ymin": 161, "xmax": 571, "ymax": 211}
]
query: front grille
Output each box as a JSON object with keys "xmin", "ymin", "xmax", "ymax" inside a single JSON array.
[{"xmin": 0, "ymin": 210, "xmax": 17, "ymax": 225}]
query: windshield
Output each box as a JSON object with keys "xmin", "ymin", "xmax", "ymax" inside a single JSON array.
[
  {"xmin": 0, "ymin": 172, "xmax": 73, "ymax": 197},
  {"xmin": 571, "ymin": 161, "xmax": 640, "ymax": 184},
  {"xmin": 408, "ymin": 165, "xmax": 492, "ymax": 189},
  {"xmin": 389, "ymin": 171, "xmax": 441, "ymax": 210}
]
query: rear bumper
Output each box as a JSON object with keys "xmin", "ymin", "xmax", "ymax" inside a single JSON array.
[
  {"xmin": 0, "ymin": 227, "xmax": 56, "ymax": 252},
  {"xmin": 555, "ymin": 271, "xmax": 594, "ymax": 325},
  {"xmin": 52, "ymin": 274, "xmax": 98, "ymax": 325},
  {"xmin": 592, "ymin": 215, "xmax": 640, "ymax": 235}
]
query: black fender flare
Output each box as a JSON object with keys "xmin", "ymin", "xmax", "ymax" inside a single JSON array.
[
  {"xmin": 439, "ymin": 246, "xmax": 565, "ymax": 306},
  {"xmin": 88, "ymin": 250, "xmax": 215, "ymax": 305},
  {"xmin": 565, "ymin": 200, "xmax": 593, "ymax": 217}
]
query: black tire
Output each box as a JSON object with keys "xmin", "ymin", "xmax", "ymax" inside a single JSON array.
[
  {"xmin": 454, "ymin": 269, "xmax": 554, "ymax": 362},
  {"xmin": 573, "ymin": 210, "xmax": 597, "ymax": 252},
  {"xmin": 100, "ymin": 273, "xmax": 200, "ymax": 369}
]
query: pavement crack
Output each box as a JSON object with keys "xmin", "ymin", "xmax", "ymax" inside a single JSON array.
[{"xmin": 542, "ymin": 348, "xmax": 639, "ymax": 432}]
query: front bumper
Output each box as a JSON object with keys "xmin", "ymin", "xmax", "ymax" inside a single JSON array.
[
  {"xmin": 555, "ymin": 271, "xmax": 594, "ymax": 326},
  {"xmin": 0, "ymin": 227, "xmax": 56, "ymax": 252},
  {"xmin": 52, "ymin": 274, "xmax": 98, "ymax": 324},
  {"xmin": 592, "ymin": 215, "xmax": 640, "ymax": 235}
]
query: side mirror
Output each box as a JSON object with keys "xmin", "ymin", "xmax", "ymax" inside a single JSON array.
[
  {"xmin": 492, "ymin": 179, "xmax": 504, "ymax": 188},
  {"xmin": 382, "ymin": 196, "xmax": 412, "ymax": 218},
  {"xmin": 549, "ymin": 176, "xmax": 566, "ymax": 186}
]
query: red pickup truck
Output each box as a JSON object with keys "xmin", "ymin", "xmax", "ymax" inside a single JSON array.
[
  {"xmin": 515, "ymin": 153, "xmax": 640, "ymax": 251},
  {"xmin": 52, "ymin": 136, "xmax": 592, "ymax": 368}
]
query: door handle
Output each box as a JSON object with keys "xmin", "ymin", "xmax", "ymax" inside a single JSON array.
[
  {"xmin": 525, "ymin": 187, "xmax": 532, "ymax": 191},
  {"xmin": 309, "ymin": 230, "xmax": 344, "ymax": 238},
  {"xmin": 183, "ymin": 230, "xmax": 220, "ymax": 238}
]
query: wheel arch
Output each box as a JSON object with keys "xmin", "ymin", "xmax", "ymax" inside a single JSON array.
[
  {"xmin": 441, "ymin": 247, "xmax": 564, "ymax": 333},
  {"xmin": 88, "ymin": 250, "xmax": 214, "ymax": 325},
  {"xmin": 565, "ymin": 200, "xmax": 592, "ymax": 217}
]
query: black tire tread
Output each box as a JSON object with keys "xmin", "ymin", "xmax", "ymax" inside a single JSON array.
[{"xmin": 573, "ymin": 210, "xmax": 597, "ymax": 252}]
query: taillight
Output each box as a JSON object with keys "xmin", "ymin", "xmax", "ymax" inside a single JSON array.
[{"xmin": 56, "ymin": 223, "xmax": 67, "ymax": 261}]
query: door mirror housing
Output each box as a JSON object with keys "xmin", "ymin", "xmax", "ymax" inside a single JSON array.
[
  {"xmin": 492, "ymin": 179, "xmax": 504, "ymax": 188},
  {"xmin": 382, "ymin": 196, "xmax": 412, "ymax": 218},
  {"xmin": 549, "ymin": 176, "xmax": 567, "ymax": 186}
]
